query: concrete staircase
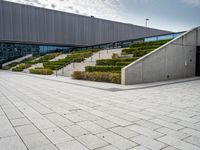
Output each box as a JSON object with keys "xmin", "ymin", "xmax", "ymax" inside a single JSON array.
[
  {"xmin": 56, "ymin": 48, "xmax": 122, "ymax": 77},
  {"xmin": 24, "ymin": 54, "xmax": 68, "ymax": 73},
  {"xmin": 49, "ymin": 54, "xmax": 68, "ymax": 61}
]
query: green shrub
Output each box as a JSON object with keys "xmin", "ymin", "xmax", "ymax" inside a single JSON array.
[
  {"xmin": 42, "ymin": 51, "xmax": 95, "ymax": 71},
  {"xmin": 85, "ymin": 66, "xmax": 123, "ymax": 72},
  {"xmin": 72, "ymin": 71, "xmax": 121, "ymax": 84},
  {"xmin": 21, "ymin": 56, "xmax": 37, "ymax": 64},
  {"xmin": 43, "ymin": 65, "xmax": 62, "ymax": 70},
  {"xmin": 122, "ymin": 45, "xmax": 160, "ymax": 55},
  {"xmin": 12, "ymin": 63, "xmax": 31, "ymax": 72},
  {"xmin": 71, "ymin": 49, "xmax": 99, "ymax": 54},
  {"xmin": 132, "ymin": 49, "xmax": 154, "ymax": 57},
  {"xmin": 2, "ymin": 62, "xmax": 19, "ymax": 70},
  {"xmin": 29, "ymin": 68, "xmax": 53, "ymax": 75},
  {"xmin": 12, "ymin": 67, "xmax": 24, "ymax": 72},
  {"xmin": 96, "ymin": 57, "xmax": 139, "ymax": 66},
  {"xmin": 112, "ymin": 53, "xmax": 120, "ymax": 59},
  {"xmin": 68, "ymin": 52, "xmax": 93, "ymax": 59},
  {"xmin": 129, "ymin": 39, "xmax": 171, "ymax": 48},
  {"xmin": 39, "ymin": 53, "xmax": 60, "ymax": 62},
  {"xmin": 115, "ymin": 61, "xmax": 133, "ymax": 66}
]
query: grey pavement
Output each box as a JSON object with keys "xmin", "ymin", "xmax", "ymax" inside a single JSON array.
[{"xmin": 0, "ymin": 71, "xmax": 200, "ymax": 150}]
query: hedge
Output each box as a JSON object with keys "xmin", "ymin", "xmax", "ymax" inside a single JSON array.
[
  {"xmin": 43, "ymin": 56, "xmax": 85, "ymax": 70},
  {"xmin": 129, "ymin": 39, "xmax": 171, "ymax": 48},
  {"xmin": 72, "ymin": 71, "xmax": 121, "ymax": 84},
  {"xmin": 2, "ymin": 62, "xmax": 19, "ymax": 70},
  {"xmin": 132, "ymin": 49, "xmax": 154, "ymax": 57},
  {"xmin": 96, "ymin": 57, "xmax": 139, "ymax": 66},
  {"xmin": 71, "ymin": 49, "xmax": 99, "ymax": 54},
  {"xmin": 38, "ymin": 52, "xmax": 60, "ymax": 62},
  {"xmin": 29, "ymin": 68, "xmax": 53, "ymax": 75},
  {"xmin": 122, "ymin": 45, "xmax": 160, "ymax": 55},
  {"xmin": 12, "ymin": 63, "xmax": 31, "ymax": 72},
  {"xmin": 42, "ymin": 51, "xmax": 94, "ymax": 70},
  {"xmin": 115, "ymin": 61, "xmax": 133, "ymax": 66},
  {"xmin": 3, "ymin": 56, "xmax": 39, "ymax": 70},
  {"xmin": 85, "ymin": 66, "xmax": 123, "ymax": 72},
  {"xmin": 69, "ymin": 52, "xmax": 93, "ymax": 59}
]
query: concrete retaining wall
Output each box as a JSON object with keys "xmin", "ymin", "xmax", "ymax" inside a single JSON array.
[
  {"xmin": 2, "ymin": 54, "xmax": 32, "ymax": 67},
  {"xmin": 122, "ymin": 27, "xmax": 200, "ymax": 85}
]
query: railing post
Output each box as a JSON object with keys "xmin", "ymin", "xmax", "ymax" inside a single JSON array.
[
  {"xmin": 99, "ymin": 51, "xmax": 100, "ymax": 59},
  {"xmin": 62, "ymin": 66, "xmax": 64, "ymax": 76}
]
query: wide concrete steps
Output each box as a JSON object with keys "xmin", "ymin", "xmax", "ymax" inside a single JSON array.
[
  {"xmin": 56, "ymin": 48, "xmax": 122, "ymax": 77},
  {"xmin": 49, "ymin": 54, "xmax": 68, "ymax": 61}
]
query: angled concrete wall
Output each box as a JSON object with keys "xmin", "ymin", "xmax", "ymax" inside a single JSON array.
[{"xmin": 122, "ymin": 27, "xmax": 200, "ymax": 85}]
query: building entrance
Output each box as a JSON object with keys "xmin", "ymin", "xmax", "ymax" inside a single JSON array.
[{"xmin": 196, "ymin": 46, "xmax": 200, "ymax": 76}]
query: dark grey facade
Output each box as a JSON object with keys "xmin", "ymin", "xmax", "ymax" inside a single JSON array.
[{"xmin": 0, "ymin": 1, "xmax": 170, "ymax": 47}]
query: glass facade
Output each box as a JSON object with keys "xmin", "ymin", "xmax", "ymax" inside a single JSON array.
[
  {"xmin": 144, "ymin": 32, "xmax": 183, "ymax": 42},
  {"xmin": 76, "ymin": 32, "xmax": 185, "ymax": 51},
  {"xmin": 0, "ymin": 43, "xmax": 72, "ymax": 64}
]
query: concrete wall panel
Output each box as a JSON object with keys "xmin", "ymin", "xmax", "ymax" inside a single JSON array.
[
  {"xmin": 165, "ymin": 44, "xmax": 185, "ymax": 79},
  {"xmin": 0, "ymin": 1, "xmax": 170, "ymax": 46},
  {"xmin": 142, "ymin": 48, "xmax": 166, "ymax": 82},
  {"xmin": 184, "ymin": 46, "xmax": 196, "ymax": 77}
]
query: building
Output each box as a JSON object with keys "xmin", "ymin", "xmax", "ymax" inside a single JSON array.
[{"xmin": 0, "ymin": 0, "xmax": 170, "ymax": 65}]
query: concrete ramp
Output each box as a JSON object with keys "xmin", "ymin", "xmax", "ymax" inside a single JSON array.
[
  {"xmin": 122, "ymin": 27, "xmax": 200, "ymax": 85},
  {"xmin": 2, "ymin": 54, "xmax": 32, "ymax": 67}
]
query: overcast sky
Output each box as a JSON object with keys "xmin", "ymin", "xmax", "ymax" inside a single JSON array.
[{"xmin": 5, "ymin": 0, "xmax": 200, "ymax": 32}]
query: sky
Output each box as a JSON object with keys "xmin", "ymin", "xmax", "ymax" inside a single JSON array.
[{"xmin": 5, "ymin": 0, "xmax": 200, "ymax": 32}]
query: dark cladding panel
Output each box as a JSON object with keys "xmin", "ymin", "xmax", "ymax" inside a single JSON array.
[
  {"xmin": 0, "ymin": 1, "xmax": 170, "ymax": 46},
  {"xmin": 2, "ymin": 2, "xmax": 13, "ymax": 40},
  {"xmin": 38, "ymin": 8, "xmax": 45, "ymax": 43},
  {"xmin": 0, "ymin": 3, "xmax": 3, "ymax": 40},
  {"xmin": 12, "ymin": 3, "xmax": 22, "ymax": 41}
]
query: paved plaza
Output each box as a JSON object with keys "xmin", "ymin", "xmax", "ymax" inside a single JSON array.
[{"xmin": 0, "ymin": 71, "xmax": 200, "ymax": 150}]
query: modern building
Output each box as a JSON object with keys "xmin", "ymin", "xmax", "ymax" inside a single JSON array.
[{"xmin": 0, "ymin": 0, "xmax": 170, "ymax": 65}]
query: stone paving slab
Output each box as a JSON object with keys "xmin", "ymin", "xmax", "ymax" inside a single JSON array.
[
  {"xmin": 0, "ymin": 136, "xmax": 27, "ymax": 150},
  {"xmin": 0, "ymin": 71, "xmax": 200, "ymax": 150},
  {"xmin": 77, "ymin": 134, "xmax": 109, "ymax": 150}
]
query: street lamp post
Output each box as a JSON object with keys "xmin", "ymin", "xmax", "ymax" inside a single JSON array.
[
  {"xmin": 145, "ymin": 18, "xmax": 149, "ymax": 27},
  {"xmin": 145, "ymin": 18, "xmax": 150, "ymax": 37}
]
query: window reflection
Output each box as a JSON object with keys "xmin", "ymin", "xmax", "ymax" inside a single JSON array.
[{"xmin": 0, "ymin": 43, "xmax": 71, "ymax": 64}]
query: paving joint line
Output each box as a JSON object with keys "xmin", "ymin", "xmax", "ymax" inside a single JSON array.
[{"xmin": 2, "ymin": 71, "xmax": 200, "ymax": 92}]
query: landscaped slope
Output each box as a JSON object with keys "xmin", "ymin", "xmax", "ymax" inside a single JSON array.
[
  {"xmin": 72, "ymin": 40, "xmax": 171, "ymax": 84},
  {"xmin": 29, "ymin": 50, "xmax": 99, "ymax": 75},
  {"xmin": 56, "ymin": 48, "xmax": 122, "ymax": 77}
]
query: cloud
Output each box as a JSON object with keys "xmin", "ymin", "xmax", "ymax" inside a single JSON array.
[
  {"xmin": 179, "ymin": 0, "xmax": 200, "ymax": 7},
  {"xmin": 4, "ymin": 0, "xmax": 124, "ymax": 21}
]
